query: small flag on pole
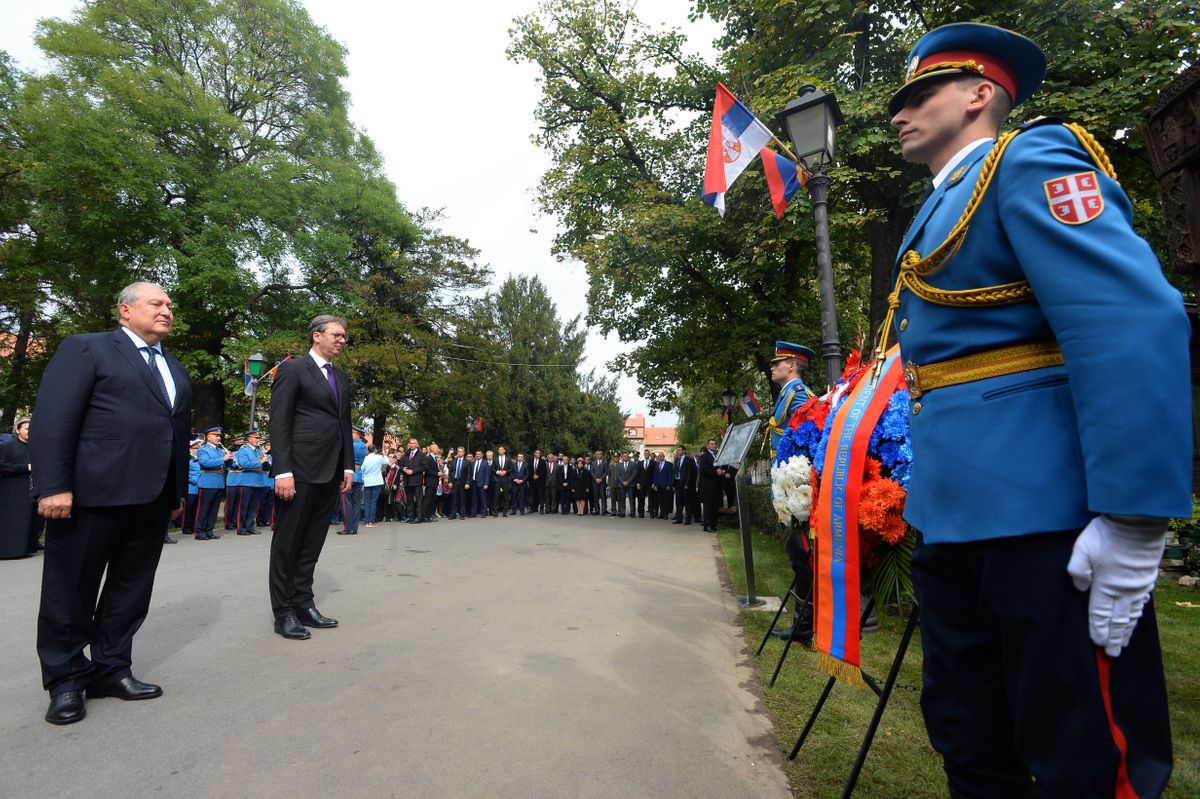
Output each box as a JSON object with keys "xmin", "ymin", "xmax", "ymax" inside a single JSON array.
[
  {"xmin": 761, "ymin": 148, "xmax": 808, "ymax": 218},
  {"xmin": 243, "ymin": 355, "xmax": 253, "ymax": 396},
  {"xmin": 702, "ymin": 83, "xmax": 774, "ymax": 216},
  {"xmin": 740, "ymin": 387, "xmax": 761, "ymax": 417},
  {"xmin": 474, "ymin": 417, "xmax": 483, "ymax": 432}
]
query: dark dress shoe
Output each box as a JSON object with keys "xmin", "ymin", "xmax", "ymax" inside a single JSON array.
[
  {"xmin": 46, "ymin": 691, "xmax": 86, "ymax": 725},
  {"xmin": 295, "ymin": 607, "xmax": 338, "ymax": 628},
  {"xmin": 87, "ymin": 676, "xmax": 163, "ymax": 701},
  {"xmin": 274, "ymin": 613, "xmax": 311, "ymax": 640},
  {"xmin": 209, "ymin": 533, "xmax": 221, "ymax": 539},
  {"xmin": 163, "ymin": 535, "xmax": 178, "ymax": 544}
]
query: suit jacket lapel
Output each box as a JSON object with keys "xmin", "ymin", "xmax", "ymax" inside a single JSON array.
[
  {"xmin": 112, "ymin": 330, "xmax": 171, "ymax": 411},
  {"xmin": 896, "ymin": 140, "xmax": 994, "ymax": 259}
]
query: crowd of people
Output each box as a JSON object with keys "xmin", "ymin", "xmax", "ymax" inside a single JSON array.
[{"xmin": 352, "ymin": 440, "xmax": 740, "ymax": 533}]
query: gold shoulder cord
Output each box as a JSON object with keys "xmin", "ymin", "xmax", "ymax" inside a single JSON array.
[{"xmin": 873, "ymin": 122, "xmax": 1119, "ymax": 364}]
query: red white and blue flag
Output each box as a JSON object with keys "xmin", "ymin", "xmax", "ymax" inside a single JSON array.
[
  {"xmin": 762, "ymin": 148, "xmax": 808, "ymax": 218},
  {"xmin": 702, "ymin": 83, "xmax": 774, "ymax": 216},
  {"xmin": 740, "ymin": 387, "xmax": 761, "ymax": 417}
]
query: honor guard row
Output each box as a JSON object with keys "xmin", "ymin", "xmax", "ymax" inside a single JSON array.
[{"xmin": 188, "ymin": 426, "xmax": 273, "ymax": 541}]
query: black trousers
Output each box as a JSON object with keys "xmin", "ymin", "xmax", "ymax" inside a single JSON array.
[
  {"xmin": 700, "ymin": 484, "xmax": 720, "ymax": 528},
  {"xmin": 269, "ymin": 476, "xmax": 340, "ymax": 620},
  {"xmin": 450, "ymin": 481, "xmax": 467, "ymax": 517},
  {"xmin": 238, "ymin": 484, "xmax": 263, "ymax": 532},
  {"xmin": 182, "ymin": 492, "xmax": 199, "ymax": 533},
  {"xmin": 512, "ymin": 483, "xmax": 526, "ymax": 511},
  {"xmin": 531, "ymin": 481, "xmax": 545, "ymax": 511},
  {"xmin": 636, "ymin": 486, "xmax": 648, "ymax": 515},
  {"xmin": 494, "ymin": 479, "xmax": 511, "ymax": 514},
  {"xmin": 672, "ymin": 486, "xmax": 689, "ymax": 521},
  {"xmin": 38, "ymin": 491, "xmax": 172, "ymax": 695},
  {"xmin": 196, "ymin": 487, "xmax": 223, "ymax": 536},
  {"xmin": 590, "ymin": 481, "xmax": 607, "ymax": 513},
  {"xmin": 405, "ymin": 483, "xmax": 424, "ymax": 520},
  {"xmin": 658, "ymin": 488, "xmax": 674, "ymax": 518},
  {"xmin": 546, "ymin": 484, "xmax": 558, "ymax": 512},
  {"xmin": 913, "ymin": 530, "xmax": 1171, "ymax": 798},
  {"xmin": 422, "ymin": 483, "xmax": 438, "ymax": 519}
]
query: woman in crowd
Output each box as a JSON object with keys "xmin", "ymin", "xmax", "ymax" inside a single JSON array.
[
  {"xmin": 0, "ymin": 416, "xmax": 36, "ymax": 558},
  {"xmin": 571, "ymin": 455, "xmax": 589, "ymax": 516}
]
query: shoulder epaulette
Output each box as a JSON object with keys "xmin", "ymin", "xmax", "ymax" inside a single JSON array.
[{"xmin": 1016, "ymin": 115, "xmax": 1063, "ymax": 131}]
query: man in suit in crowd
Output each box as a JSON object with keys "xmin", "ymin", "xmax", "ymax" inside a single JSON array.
[
  {"xmin": 422, "ymin": 443, "xmax": 441, "ymax": 522},
  {"xmin": 268, "ymin": 314, "xmax": 354, "ymax": 641},
  {"xmin": 672, "ymin": 446, "xmax": 696, "ymax": 525},
  {"xmin": 493, "ymin": 446, "xmax": 513, "ymax": 517},
  {"xmin": 468, "ymin": 449, "xmax": 490, "ymax": 518},
  {"xmin": 697, "ymin": 439, "xmax": 721, "ymax": 532},
  {"xmin": 607, "ymin": 453, "xmax": 621, "ymax": 514},
  {"xmin": 398, "ymin": 438, "xmax": 427, "ymax": 524},
  {"xmin": 511, "ymin": 452, "xmax": 529, "ymax": 514},
  {"xmin": 484, "ymin": 450, "xmax": 498, "ymax": 516},
  {"xmin": 31, "ymin": 281, "xmax": 192, "ymax": 724},
  {"xmin": 557, "ymin": 453, "xmax": 573, "ymax": 514},
  {"xmin": 652, "ymin": 452, "xmax": 674, "ymax": 519},
  {"xmin": 449, "ymin": 447, "xmax": 468, "ymax": 519},
  {"xmin": 637, "ymin": 450, "xmax": 654, "ymax": 518},
  {"xmin": 588, "ymin": 450, "xmax": 608, "ymax": 515},
  {"xmin": 615, "ymin": 453, "xmax": 637, "ymax": 518},
  {"xmin": 530, "ymin": 449, "xmax": 547, "ymax": 513},
  {"xmin": 545, "ymin": 454, "xmax": 559, "ymax": 513}
]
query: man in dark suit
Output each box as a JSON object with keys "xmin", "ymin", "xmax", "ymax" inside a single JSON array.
[
  {"xmin": 557, "ymin": 452, "xmax": 572, "ymax": 514},
  {"xmin": 544, "ymin": 454, "xmax": 559, "ymax": 513},
  {"xmin": 637, "ymin": 451, "xmax": 654, "ymax": 518},
  {"xmin": 468, "ymin": 450, "xmax": 491, "ymax": 518},
  {"xmin": 268, "ymin": 314, "xmax": 354, "ymax": 641},
  {"xmin": 422, "ymin": 444, "xmax": 441, "ymax": 522},
  {"xmin": 615, "ymin": 453, "xmax": 637, "ymax": 517},
  {"xmin": 697, "ymin": 439, "xmax": 721, "ymax": 532},
  {"xmin": 397, "ymin": 438, "xmax": 427, "ymax": 524},
  {"xmin": 449, "ymin": 447, "xmax": 468, "ymax": 519},
  {"xmin": 31, "ymin": 282, "xmax": 192, "ymax": 725},
  {"xmin": 672, "ymin": 446, "xmax": 697, "ymax": 525},
  {"xmin": 511, "ymin": 453, "xmax": 529, "ymax": 514},
  {"xmin": 588, "ymin": 450, "xmax": 608, "ymax": 515},
  {"xmin": 530, "ymin": 449, "xmax": 547, "ymax": 513},
  {"xmin": 493, "ymin": 446, "xmax": 513, "ymax": 517}
]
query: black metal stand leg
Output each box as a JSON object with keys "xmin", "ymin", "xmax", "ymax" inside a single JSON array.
[
  {"xmin": 840, "ymin": 606, "xmax": 921, "ymax": 799},
  {"xmin": 789, "ymin": 673, "xmax": 837, "ymax": 760},
  {"xmin": 757, "ymin": 574, "xmax": 798, "ymax": 656}
]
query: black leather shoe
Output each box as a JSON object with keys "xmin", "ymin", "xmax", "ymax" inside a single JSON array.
[
  {"xmin": 274, "ymin": 613, "xmax": 311, "ymax": 639},
  {"xmin": 46, "ymin": 691, "xmax": 86, "ymax": 725},
  {"xmin": 163, "ymin": 535, "xmax": 177, "ymax": 544},
  {"xmin": 87, "ymin": 676, "xmax": 163, "ymax": 701},
  {"xmin": 672, "ymin": 519, "xmax": 682, "ymax": 524},
  {"xmin": 209, "ymin": 533, "xmax": 221, "ymax": 540},
  {"xmin": 296, "ymin": 607, "xmax": 338, "ymax": 628}
]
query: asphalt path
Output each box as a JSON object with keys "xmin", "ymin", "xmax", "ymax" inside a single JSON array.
[{"xmin": 0, "ymin": 511, "xmax": 791, "ymax": 799}]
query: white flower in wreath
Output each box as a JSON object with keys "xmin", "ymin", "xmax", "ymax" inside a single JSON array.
[{"xmin": 771, "ymin": 454, "xmax": 812, "ymax": 526}]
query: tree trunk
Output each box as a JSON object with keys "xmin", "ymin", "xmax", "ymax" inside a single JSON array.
[
  {"xmin": 2, "ymin": 309, "xmax": 35, "ymax": 428},
  {"xmin": 372, "ymin": 413, "xmax": 388, "ymax": 450},
  {"xmin": 192, "ymin": 380, "xmax": 226, "ymax": 434}
]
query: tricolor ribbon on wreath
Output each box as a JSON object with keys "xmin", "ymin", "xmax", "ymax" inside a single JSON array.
[{"xmin": 812, "ymin": 347, "xmax": 904, "ymax": 687}]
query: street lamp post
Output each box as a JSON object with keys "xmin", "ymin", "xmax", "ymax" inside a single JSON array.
[
  {"xmin": 246, "ymin": 350, "xmax": 268, "ymax": 431},
  {"xmin": 465, "ymin": 415, "xmax": 474, "ymax": 455},
  {"xmin": 721, "ymin": 388, "xmax": 738, "ymax": 433},
  {"xmin": 776, "ymin": 84, "xmax": 845, "ymax": 390}
]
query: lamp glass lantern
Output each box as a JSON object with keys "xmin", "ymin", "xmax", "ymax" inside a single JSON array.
[
  {"xmin": 465, "ymin": 415, "xmax": 475, "ymax": 432},
  {"xmin": 721, "ymin": 389, "xmax": 738, "ymax": 410},
  {"xmin": 775, "ymin": 84, "xmax": 845, "ymax": 171},
  {"xmin": 247, "ymin": 350, "xmax": 268, "ymax": 379}
]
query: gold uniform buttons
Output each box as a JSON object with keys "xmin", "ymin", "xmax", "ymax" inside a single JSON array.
[
  {"xmin": 911, "ymin": 402, "xmax": 922, "ymax": 415},
  {"xmin": 899, "ymin": 319, "xmax": 908, "ymax": 331}
]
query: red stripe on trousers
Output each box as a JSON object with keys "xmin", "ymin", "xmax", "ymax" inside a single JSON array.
[{"xmin": 1095, "ymin": 648, "xmax": 1139, "ymax": 799}]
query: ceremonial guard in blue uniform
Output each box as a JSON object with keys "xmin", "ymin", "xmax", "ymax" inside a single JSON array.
[
  {"xmin": 223, "ymin": 434, "xmax": 245, "ymax": 530},
  {"xmin": 765, "ymin": 342, "xmax": 817, "ymax": 644},
  {"xmin": 886, "ymin": 24, "xmax": 1190, "ymax": 797},
  {"xmin": 235, "ymin": 430, "xmax": 268, "ymax": 534},
  {"xmin": 194, "ymin": 427, "xmax": 231, "ymax": 540},
  {"xmin": 181, "ymin": 439, "xmax": 201, "ymax": 537},
  {"xmin": 340, "ymin": 426, "xmax": 367, "ymax": 534},
  {"xmin": 257, "ymin": 439, "xmax": 274, "ymax": 528}
]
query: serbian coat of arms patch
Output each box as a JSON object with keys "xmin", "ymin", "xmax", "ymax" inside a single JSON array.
[{"xmin": 1043, "ymin": 171, "xmax": 1104, "ymax": 224}]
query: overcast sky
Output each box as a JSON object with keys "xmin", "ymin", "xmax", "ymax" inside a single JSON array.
[{"xmin": 0, "ymin": 0, "xmax": 723, "ymax": 426}]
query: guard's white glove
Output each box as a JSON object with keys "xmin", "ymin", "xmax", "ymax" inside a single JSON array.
[{"xmin": 1066, "ymin": 515, "xmax": 1167, "ymax": 658}]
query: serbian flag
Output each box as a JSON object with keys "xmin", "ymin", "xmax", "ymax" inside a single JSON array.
[
  {"xmin": 740, "ymin": 387, "xmax": 761, "ymax": 417},
  {"xmin": 812, "ymin": 346, "xmax": 904, "ymax": 687},
  {"xmin": 474, "ymin": 417, "xmax": 483, "ymax": 432},
  {"xmin": 243, "ymin": 356, "xmax": 253, "ymax": 396},
  {"xmin": 761, "ymin": 148, "xmax": 808, "ymax": 218},
  {"xmin": 702, "ymin": 83, "xmax": 774, "ymax": 216},
  {"xmin": 263, "ymin": 356, "xmax": 293, "ymax": 382}
]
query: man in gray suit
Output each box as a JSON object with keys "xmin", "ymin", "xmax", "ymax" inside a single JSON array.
[
  {"xmin": 615, "ymin": 453, "xmax": 638, "ymax": 518},
  {"xmin": 588, "ymin": 450, "xmax": 609, "ymax": 515}
]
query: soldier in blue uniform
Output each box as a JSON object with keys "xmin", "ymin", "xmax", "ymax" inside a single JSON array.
[
  {"xmin": 194, "ymin": 427, "xmax": 232, "ymax": 540},
  {"xmin": 886, "ymin": 23, "xmax": 1190, "ymax": 797},
  {"xmin": 181, "ymin": 439, "xmax": 201, "ymax": 538},
  {"xmin": 235, "ymin": 430, "xmax": 268, "ymax": 534},
  {"xmin": 257, "ymin": 438, "xmax": 274, "ymax": 528},
  {"xmin": 765, "ymin": 342, "xmax": 817, "ymax": 644},
  {"xmin": 223, "ymin": 434, "xmax": 245, "ymax": 531},
  {"xmin": 339, "ymin": 426, "xmax": 367, "ymax": 535}
]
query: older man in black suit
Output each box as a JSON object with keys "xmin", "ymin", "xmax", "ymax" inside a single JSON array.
[
  {"xmin": 268, "ymin": 315, "xmax": 354, "ymax": 640},
  {"xmin": 31, "ymin": 282, "xmax": 192, "ymax": 725}
]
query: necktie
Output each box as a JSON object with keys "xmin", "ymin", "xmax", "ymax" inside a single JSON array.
[
  {"xmin": 455, "ymin": 459, "xmax": 462, "ymax": 478},
  {"xmin": 141, "ymin": 347, "xmax": 171, "ymax": 407},
  {"xmin": 323, "ymin": 363, "xmax": 339, "ymax": 405}
]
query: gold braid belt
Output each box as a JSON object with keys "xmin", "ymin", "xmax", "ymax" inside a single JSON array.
[{"xmin": 875, "ymin": 122, "xmax": 1117, "ymax": 394}]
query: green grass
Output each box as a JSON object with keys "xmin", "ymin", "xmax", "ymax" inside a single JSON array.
[{"xmin": 717, "ymin": 528, "xmax": 1200, "ymax": 798}]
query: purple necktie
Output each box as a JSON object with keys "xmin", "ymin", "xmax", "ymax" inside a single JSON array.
[{"xmin": 323, "ymin": 363, "xmax": 339, "ymax": 405}]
